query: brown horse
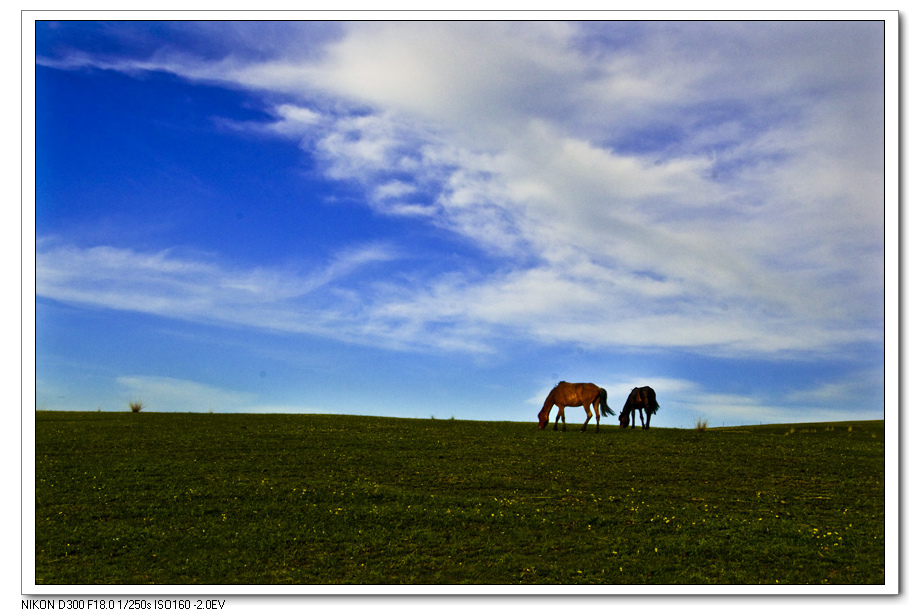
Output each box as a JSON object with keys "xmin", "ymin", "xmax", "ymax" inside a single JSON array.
[
  {"xmin": 619, "ymin": 386, "xmax": 659, "ymax": 429},
  {"xmin": 537, "ymin": 381, "xmax": 615, "ymax": 432}
]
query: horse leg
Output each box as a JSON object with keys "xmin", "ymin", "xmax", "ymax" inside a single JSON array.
[
  {"xmin": 631, "ymin": 408, "xmax": 637, "ymax": 428},
  {"xmin": 644, "ymin": 411, "xmax": 651, "ymax": 430},
  {"xmin": 639, "ymin": 409, "xmax": 646, "ymax": 429},
  {"xmin": 581, "ymin": 403, "xmax": 592, "ymax": 432},
  {"xmin": 594, "ymin": 401, "xmax": 601, "ymax": 432},
  {"xmin": 554, "ymin": 406, "xmax": 566, "ymax": 431}
]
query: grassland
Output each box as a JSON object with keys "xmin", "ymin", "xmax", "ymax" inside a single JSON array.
[{"xmin": 34, "ymin": 411, "xmax": 885, "ymax": 585}]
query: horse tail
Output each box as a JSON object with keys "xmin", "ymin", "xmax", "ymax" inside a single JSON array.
[{"xmin": 598, "ymin": 387, "xmax": 614, "ymax": 417}]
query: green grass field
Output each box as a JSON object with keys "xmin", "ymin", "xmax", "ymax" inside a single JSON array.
[{"xmin": 34, "ymin": 411, "xmax": 885, "ymax": 585}]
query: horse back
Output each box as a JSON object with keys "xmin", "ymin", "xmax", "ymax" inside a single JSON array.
[{"xmin": 552, "ymin": 381, "xmax": 601, "ymax": 406}]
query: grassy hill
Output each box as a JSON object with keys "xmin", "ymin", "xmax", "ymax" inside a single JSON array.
[{"xmin": 34, "ymin": 411, "xmax": 885, "ymax": 585}]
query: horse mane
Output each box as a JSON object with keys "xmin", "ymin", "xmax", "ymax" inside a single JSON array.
[
  {"xmin": 539, "ymin": 385, "xmax": 562, "ymax": 422},
  {"xmin": 622, "ymin": 387, "xmax": 639, "ymax": 412}
]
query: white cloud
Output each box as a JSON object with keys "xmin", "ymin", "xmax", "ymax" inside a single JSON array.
[
  {"xmin": 373, "ymin": 180, "xmax": 416, "ymax": 201},
  {"xmin": 306, "ymin": 22, "xmax": 584, "ymax": 133},
  {"xmin": 260, "ymin": 103, "xmax": 321, "ymax": 137},
  {"xmin": 784, "ymin": 369, "xmax": 885, "ymax": 407},
  {"xmin": 35, "ymin": 21, "xmax": 885, "ymax": 359}
]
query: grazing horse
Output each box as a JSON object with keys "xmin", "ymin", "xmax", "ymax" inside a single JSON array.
[
  {"xmin": 619, "ymin": 386, "xmax": 659, "ymax": 429},
  {"xmin": 537, "ymin": 381, "xmax": 615, "ymax": 433}
]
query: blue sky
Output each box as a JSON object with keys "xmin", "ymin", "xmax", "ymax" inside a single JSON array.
[{"xmin": 31, "ymin": 19, "xmax": 891, "ymax": 428}]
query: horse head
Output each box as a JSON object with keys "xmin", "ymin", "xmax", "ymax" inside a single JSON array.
[{"xmin": 618, "ymin": 411, "xmax": 630, "ymax": 428}]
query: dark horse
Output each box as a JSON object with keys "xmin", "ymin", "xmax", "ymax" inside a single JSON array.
[
  {"xmin": 619, "ymin": 386, "xmax": 659, "ymax": 429},
  {"xmin": 538, "ymin": 381, "xmax": 615, "ymax": 432}
]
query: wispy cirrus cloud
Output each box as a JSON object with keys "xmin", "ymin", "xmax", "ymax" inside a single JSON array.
[{"xmin": 36, "ymin": 238, "xmax": 403, "ymax": 340}]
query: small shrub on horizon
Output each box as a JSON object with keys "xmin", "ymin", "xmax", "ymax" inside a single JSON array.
[
  {"xmin": 695, "ymin": 417, "xmax": 709, "ymax": 431},
  {"xmin": 129, "ymin": 401, "xmax": 145, "ymax": 413}
]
